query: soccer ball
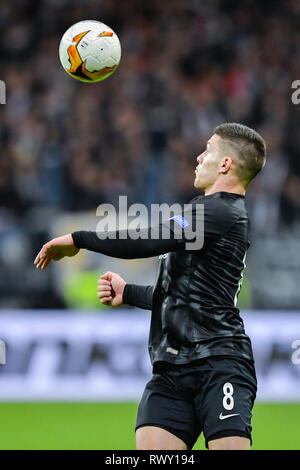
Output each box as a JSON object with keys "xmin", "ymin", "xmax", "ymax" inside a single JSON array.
[{"xmin": 59, "ymin": 20, "xmax": 121, "ymax": 83}]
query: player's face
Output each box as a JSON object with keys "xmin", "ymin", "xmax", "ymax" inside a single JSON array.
[{"xmin": 194, "ymin": 134, "xmax": 224, "ymax": 191}]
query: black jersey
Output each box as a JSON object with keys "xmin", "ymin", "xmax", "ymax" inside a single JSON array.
[{"xmin": 73, "ymin": 192, "xmax": 254, "ymax": 366}]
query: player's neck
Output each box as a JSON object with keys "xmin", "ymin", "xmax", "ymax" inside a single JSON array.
[{"xmin": 204, "ymin": 180, "xmax": 246, "ymax": 196}]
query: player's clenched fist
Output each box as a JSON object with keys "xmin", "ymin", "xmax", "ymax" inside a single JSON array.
[
  {"xmin": 34, "ymin": 234, "xmax": 80, "ymax": 270},
  {"xmin": 98, "ymin": 271, "xmax": 126, "ymax": 307}
]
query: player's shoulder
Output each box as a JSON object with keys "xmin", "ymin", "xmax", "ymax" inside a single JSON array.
[
  {"xmin": 189, "ymin": 191, "xmax": 245, "ymax": 203},
  {"xmin": 188, "ymin": 192, "xmax": 246, "ymax": 214}
]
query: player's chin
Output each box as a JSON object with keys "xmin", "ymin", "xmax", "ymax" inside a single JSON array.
[{"xmin": 194, "ymin": 177, "xmax": 203, "ymax": 190}]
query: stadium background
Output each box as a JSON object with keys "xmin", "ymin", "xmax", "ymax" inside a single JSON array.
[{"xmin": 0, "ymin": 0, "xmax": 300, "ymax": 450}]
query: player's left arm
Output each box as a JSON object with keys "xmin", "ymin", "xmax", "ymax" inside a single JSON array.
[
  {"xmin": 34, "ymin": 222, "xmax": 180, "ymax": 270},
  {"xmin": 34, "ymin": 198, "xmax": 235, "ymax": 270},
  {"xmin": 34, "ymin": 234, "xmax": 80, "ymax": 270}
]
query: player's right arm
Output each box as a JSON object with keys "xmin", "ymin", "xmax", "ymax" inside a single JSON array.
[{"xmin": 98, "ymin": 271, "xmax": 153, "ymax": 310}]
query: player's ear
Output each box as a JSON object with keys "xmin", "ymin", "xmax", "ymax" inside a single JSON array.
[{"xmin": 220, "ymin": 156, "xmax": 232, "ymax": 174}]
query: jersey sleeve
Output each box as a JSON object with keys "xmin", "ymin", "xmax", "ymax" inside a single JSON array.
[
  {"xmin": 72, "ymin": 196, "xmax": 236, "ymax": 257},
  {"xmin": 72, "ymin": 225, "xmax": 180, "ymax": 259},
  {"xmin": 170, "ymin": 197, "xmax": 238, "ymax": 250},
  {"xmin": 122, "ymin": 284, "xmax": 153, "ymax": 310}
]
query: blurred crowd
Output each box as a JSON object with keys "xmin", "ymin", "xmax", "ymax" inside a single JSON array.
[{"xmin": 0, "ymin": 0, "xmax": 300, "ymax": 308}]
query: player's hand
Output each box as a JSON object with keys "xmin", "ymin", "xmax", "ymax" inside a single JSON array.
[
  {"xmin": 98, "ymin": 271, "xmax": 126, "ymax": 307},
  {"xmin": 34, "ymin": 234, "xmax": 80, "ymax": 270}
]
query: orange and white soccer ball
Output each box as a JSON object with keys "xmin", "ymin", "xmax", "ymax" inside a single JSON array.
[{"xmin": 59, "ymin": 20, "xmax": 121, "ymax": 83}]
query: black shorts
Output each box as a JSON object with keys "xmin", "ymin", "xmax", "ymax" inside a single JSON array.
[{"xmin": 135, "ymin": 355, "xmax": 257, "ymax": 449}]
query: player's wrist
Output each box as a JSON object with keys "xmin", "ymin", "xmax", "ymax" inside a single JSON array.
[
  {"xmin": 70, "ymin": 233, "xmax": 76, "ymax": 245},
  {"xmin": 122, "ymin": 283, "xmax": 129, "ymax": 304},
  {"xmin": 71, "ymin": 231, "xmax": 82, "ymax": 248}
]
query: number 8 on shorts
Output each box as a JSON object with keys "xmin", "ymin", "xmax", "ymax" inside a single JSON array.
[{"xmin": 223, "ymin": 382, "xmax": 234, "ymax": 410}]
